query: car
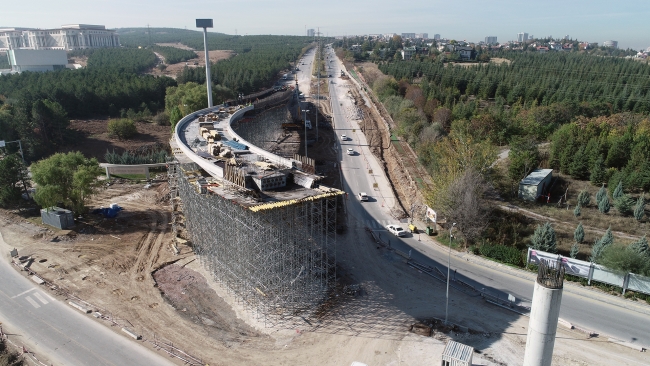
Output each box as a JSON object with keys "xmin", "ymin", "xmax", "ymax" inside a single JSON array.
[
  {"xmin": 347, "ymin": 148, "xmax": 354, "ymax": 155},
  {"xmin": 358, "ymin": 192, "xmax": 368, "ymax": 201},
  {"xmin": 387, "ymin": 224, "xmax": 407, "ymax": 237},
  {"xmin": 340, "ymin": 134, "xmax": 347, "ymax": 140}
]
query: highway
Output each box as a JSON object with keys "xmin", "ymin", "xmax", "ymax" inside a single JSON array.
[
  {"xmin": 324, "ymin": 45, "xmax": 650, "ymax": 349},
  {"xmin": 0, "ymin": 232, "xmax": 174, "ymax": 366}
]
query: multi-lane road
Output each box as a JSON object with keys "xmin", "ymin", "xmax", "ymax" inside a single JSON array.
[
  {"xmin": 0, "ymin": 234, "xmax": 173, "ymax": 365},
  {"xmin": 323, "ymin": 44, "xmax": 650, "ymax": 348}
]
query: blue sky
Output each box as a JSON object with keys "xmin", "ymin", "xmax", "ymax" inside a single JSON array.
[{"xmin": 4, "ymin": 0, "xmax": 649, "ymax": 50}]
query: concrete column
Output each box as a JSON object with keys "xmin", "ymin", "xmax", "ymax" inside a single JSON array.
[{"xmin": 523, "ymin": 278, "xmax": 563, "ymax": 366}]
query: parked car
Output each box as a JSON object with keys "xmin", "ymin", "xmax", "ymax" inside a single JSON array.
[
  {"xmin": 387, "ymin": 224, "xmax": 407, "ymax": 237},
  {"xmin": 358, "ymin": 192, "xmax": 368, "ymax": 201},
  {"xmin": 347, "ymin": 148, "xmax": 354, "ymax": 155},
  {"xmin": 340, "ymin": 134, "xmax": 347, "ymax": 140}
]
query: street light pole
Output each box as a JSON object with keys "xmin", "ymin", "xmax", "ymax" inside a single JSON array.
[
  {"xmin": 302, "ymin": 109, "xmax": 309, "ymax": 157},
  {"xmin": 445, "ymin": 222, "xmax": 456, "ymax": 325},
  {"xmin": 196, "ymin": 19, "xmax": 214, "ymax": 108}
]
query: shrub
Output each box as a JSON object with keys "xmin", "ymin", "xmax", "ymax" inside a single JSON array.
[
  {"xmin": 107, "ymin": 118, "xmax": 137, "ymax": 139},
  {"xmin": 577, "ymin": 189, "xmax": 591, "ymax": 207},
  {"xmin": 530, "ymin": 222, "xmax": 557, "ymax": 253},
  {"xmin": 573, "ymin": 204, "xmax": 581, "ymax": 217},
  {"xmin": 479, "ymin": 243, "xmax": 523, "ymax": 266},
  {"xmin": 574, "ymin": 222, "xmax": 585, "ymax": 244},
  {"xmin": 570, "ymin": 242, "xmax": 580, "ymax": 259},
  {"xmin": 596, "ymin": 184, "xmax": 607, "ymax": 203},
  {"xmin": 634, "ymin": 195, "xmax": 646, "ymax": 221},
  {"xmin": 153, "ymin": 111, "xmax": 170, "ymax": 126},
  {"xmin": 598, "ymin": 195, "xmax": 610, "ymax": 213},
  {"xmin": 614, "ymin": 195, "xmax": 634, "ymax": 216}
]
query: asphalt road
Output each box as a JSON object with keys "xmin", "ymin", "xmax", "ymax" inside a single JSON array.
[
  {"xmin": 0, "ymin": 233, "xmax": 174, "ymax": 366},
  {"xmin": 325, "ymin": 45, "xmax": 650, "ymax": 349}
]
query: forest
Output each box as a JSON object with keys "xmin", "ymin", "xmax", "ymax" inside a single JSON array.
[
  {"xmin": 363, "ymin": 48, "xmax": 650, "ymax": 279},
  {"xmin": 151, "ymin": 45, "xmax": 197, "ymax": 64}
]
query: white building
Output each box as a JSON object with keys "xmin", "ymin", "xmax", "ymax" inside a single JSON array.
[
  {"xmin": 517, "ymin": 32, "xmax": 529, "ymax": 43},
  {"xmin": 485, "ymin": 36, "xmax": 498, "ymax": 45},
  {"xmin": 7, "ymin": 49, "xmax": 67, "ymax": 73},
  {"xmin": 401, "ymin": 46, "xmax": 417, "ymax": 60},
  {"xmin": 307, "ymin": 29, "xmax": 315, "ymax": 37},
  {"xmin": 603, "ymin": 40, "xmax": 618, "ymax": 48},
  {"xmin": 433, "ymin": 34, "xmax": 441, "ymax": 40},
  {"xmin": 415, "ymin": 33, "xmax": 428, "ymax": 39},
  {"xmin": 401, "ymin": 33, "xmax": 416, "ymax": 39},
  {"xmin": 0, "ymin": 24, "xmax": 119, "ymax": 51}
]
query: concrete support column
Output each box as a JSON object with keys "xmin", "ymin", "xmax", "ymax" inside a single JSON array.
[
  {"xmin": 202, "ymin": 27, "xmax": 213, "ymax": 108},
  {"xmin": 523, "ymin": 268, "xmax": 564, "ymax": 366}
]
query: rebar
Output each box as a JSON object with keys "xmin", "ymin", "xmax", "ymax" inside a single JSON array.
[{"xmin": 537, "ymin": 259, "xmax": 565, "ymax": 289}]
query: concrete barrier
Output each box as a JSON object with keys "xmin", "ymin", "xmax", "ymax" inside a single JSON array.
[
  {"xmin": 121, "ymin": 327, "xmax": 141, "ymax": 340},
  {"xmin": 31, "ymin": 275, "xmax": 45, "ymax": 285},
  {"xmin": 558, "ymin": 318, "xmax": 574, "ymax": 329},
  {"xmin": 608, "ymin": 338, "xmax": 646, "ymax": 352},
  {"xmin": 68, "ymin": 301, "xmax": 91, "ymax": 314}
]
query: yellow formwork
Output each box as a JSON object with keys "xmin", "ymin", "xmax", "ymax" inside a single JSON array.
[{"xmin": 249, "ymin": 191, "xmax": 344, "ymax": 212}]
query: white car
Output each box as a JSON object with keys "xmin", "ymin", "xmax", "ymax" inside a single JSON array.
[
  {"xmin": 340, "ymin": 134, "xmax": 347, "ymax": 140},
  {"xmin": 387, "ymin": 224, "xmax": 407, "ymax": 237},
  {"xmin": 358, "ymin": 192, "xmax": 368, "ymax": 201},
  {"xmin": 347, "ymin": 148, "xmax": 354, "ymax": 155}
]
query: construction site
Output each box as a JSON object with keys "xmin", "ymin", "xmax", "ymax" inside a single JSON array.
[
  {"xmin": 168, "ymin": 86, "xmax": 344, "ymax": 323},
  {"xmin": 2, "ymin": 47, "xmax": 650, "ymax": 366}
]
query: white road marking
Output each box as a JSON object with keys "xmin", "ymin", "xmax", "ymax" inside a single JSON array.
[
  {"xmin": 11, "ymin": 288, "xmax": 35, "ymax": 299},
  {"xmin": 25, "ymin": 296, "xmax": 40, "ymax": 308},
  {"xmin": 33, "ymin": 292, "xmax": 49, "ymax": 305}
]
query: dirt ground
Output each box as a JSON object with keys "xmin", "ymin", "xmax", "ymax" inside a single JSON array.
[
  {"xmin": 1, "ymin": 55, "xmax": 648, "ymax": 365},
  {"xmin": 148, "ymin": 43, "xmax": 234, "ymax": 78},
  {"xmin": 64, "ymin": 119, "xmax": 172, "ymax": 161},
  {"xmin": 2, "ymin": 182, "xmax": 649, "ymax": 365}
]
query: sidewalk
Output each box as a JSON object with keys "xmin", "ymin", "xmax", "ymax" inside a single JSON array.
[{"xmin": 409, "ymin": 216, "xmax": 650, "ymax": 317}]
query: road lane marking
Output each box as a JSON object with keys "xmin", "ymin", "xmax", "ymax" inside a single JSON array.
[
  {"xmin": 25, "ymin": 296, "xmax": 40, "ymax": 308},
  {"xmin": 11, "ymin": 288, "xmax": 35, "ymax": 299},
  {"xmin": 33, "ymin": 292, "xmax": 49, "ymax": 305}
]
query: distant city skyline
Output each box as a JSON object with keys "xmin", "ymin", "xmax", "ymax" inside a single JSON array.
[{"xmin": 3, "ymin": 0, "xmax": 649, "ymax": 50}]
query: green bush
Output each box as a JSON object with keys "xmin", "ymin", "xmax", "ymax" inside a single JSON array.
[
  {"xmin": 479, "ymin": 243, "xmax": 523, "ymax": 266},
  {"xmin": 107, "ymin": 119, "xmax": 137, "ymax": 139}
]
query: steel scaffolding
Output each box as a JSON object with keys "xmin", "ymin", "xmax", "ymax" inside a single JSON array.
[{"xmin": 176, "ymin": 162, "xmax": 338, "ymax": 323}]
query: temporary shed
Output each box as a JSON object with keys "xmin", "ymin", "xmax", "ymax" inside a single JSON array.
[
  {"xmin": 41, "ymin": 206, "xmax": 74, "ymax": 229},
  {"xmin": 518, "ymin": 169, "xmax": 553, "ymax": 201},
  {"xmin": 441, "ymin": 340, "xmax": 473, "ymax": 366}
]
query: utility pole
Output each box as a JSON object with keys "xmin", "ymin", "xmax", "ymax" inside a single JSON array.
[
  {"xmin": 316, "ymin": 27, "xmax": 319, "ymax": 141},
  {"xmin": 196, "ymin": 19, "xmax": 214, "ymax": 108},
  {"xmin": 445, "ymin": 222, "xmax": 456, "ymax": 325}
]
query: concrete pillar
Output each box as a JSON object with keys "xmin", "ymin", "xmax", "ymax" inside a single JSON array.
[
  {"xmin": 523, "ymin": 262, "xmax": 564, "ymax": 366},
  {"xmin": 202, "ymin": 27, "xmax": 213, "ymax": 108}
]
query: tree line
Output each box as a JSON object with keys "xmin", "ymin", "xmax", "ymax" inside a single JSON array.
[{"xmin": 151, "ymin": 45, "xmax": 197, "ymax": 64}]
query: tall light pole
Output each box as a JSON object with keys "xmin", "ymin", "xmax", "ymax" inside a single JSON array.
[
  {"xmin": 196, "ymin": 19, "xmax": 213, "ymax": 108},
  {"xmin": 445, "ymin": 222, "xmax": 456, "ymax": 325},
  {"xmin": 302, "ymin": 109, "xmax": 309, "ymax": 157}
]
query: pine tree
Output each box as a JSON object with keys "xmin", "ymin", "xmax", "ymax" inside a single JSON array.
[
  {"xmin": 590, "ymin": 239, "xmax": 603, "ymax": 262},
  {"xmin": 629, "ymin": 235, "xmax": 649, "ymax": 256},
  {"xmin": 577, "ymin": 189, "xmax": 591, "ymax": 207},
  {"xmin": 598, "ymin": 195, "xmax": 610, "ymax": 213},
  {"xmin": 573, "ymin": 204, "xmax": 581, "ymax": 217},
  {"xmin": 613, "ymin": 180, "xmax": 624, "ymax": 200},
  {"xmin": 570, "ymin": 242, "xmax": 580, "ymax": 259},
  {"xmin": 530, "ymin": 222, "xmax": 557, "ymax": 253},
  {"xmin": 600, "ymin": 226, "xmax": 614, "ymax": 247},
  {"xmin": 596, "ymin": 184, "xmax": 607, "ymax": 203},
  {"xmin": 590, "ymin": 155, "xmax": 606, "ymax": 185},
  {"xmin": 614, "ymin": 195, "xmax": 634, "ymax": 216},
  {"xmin": 574, "ymin": 222, "xmax": 585, "ymax": 244},
  {"xmin": 634, "ymin": 194, "xmax": 646, "ymax": 221},
  {"xmin": 570, "ymin": 146, "xmax": 590, "ymax": 180}
]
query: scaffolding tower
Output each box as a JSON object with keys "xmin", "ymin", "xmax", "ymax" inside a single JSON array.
[{"xmin": 176, "ymin": 163, "xmax": 340, "ymax": 323}]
